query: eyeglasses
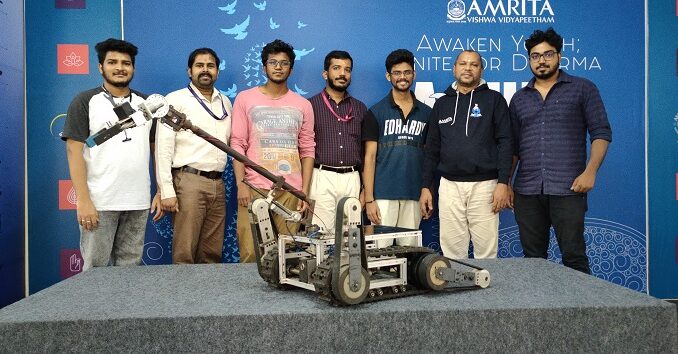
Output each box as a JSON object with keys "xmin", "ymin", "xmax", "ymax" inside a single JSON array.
[
  {"xmin": 529, "ymin": 50, "xmax": 557, "ymax": 62},
  {"xmin": 390, "ymin": 70, "xmax": 413, "ymax": 77},
  {"xmin": 266, "ymin": 59, "xmax": 291, "ymax": 68}
]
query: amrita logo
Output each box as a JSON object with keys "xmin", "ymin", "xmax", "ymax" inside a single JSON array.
[
  {"xmin": 57, "ymin": 44, "xmax": 89, "ymax": 75},
  {"xmin": 447, "ymin": 0, "xmax": 467, "ymax": 22},
  {"xmin": 447, "ymin": 0, "xmax": 555, "ymax": 24},
  {"xmin": 58, "ymin": 179, "xmax": 77, "ymax": 210}
]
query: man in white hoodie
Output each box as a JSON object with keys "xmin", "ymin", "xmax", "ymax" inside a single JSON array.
[{"xmin": 419, "ymin": 50, "xmax": 512, "ymax": 259}]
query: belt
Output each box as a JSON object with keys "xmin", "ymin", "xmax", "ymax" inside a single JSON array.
[
  {"xmin": 173, "ymin": 166, "xmax": 223, "ymax": 180},
  {"xmin": 314, "ymin": 163, "xmax": 357, "ymax": 174}
]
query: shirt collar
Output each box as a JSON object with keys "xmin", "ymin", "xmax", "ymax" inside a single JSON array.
[
  {"xmin": 388, "ymin": 90, "xmax": 418, "ymax": 109},
  {"xmin": 526, "ymin": 69, "xmax": 572, "ymax": 88},
  {"xmin": 323, "ymin": 88, "xmax": 352, "ymax": 105},
  {"xmin": 189, "ymin": 82, "xmax": 221, "ymax": 101}
]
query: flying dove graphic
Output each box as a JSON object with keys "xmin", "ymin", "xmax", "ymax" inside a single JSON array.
[
  {"xmin": 242, "ymin": 64, "xmax": 251, "ymax": 71},
  {"xmin": 220, "ymin": 84, "xmax": 238, "ymax": 98},
  {"xmin": 220, "ymin": 15, "xmax": 250, "ymax": 40},
  {"xmin": 218, "ymin": 0, "xmax": 237, "ymax": 14},
  {"xmin": 219, "ymin": 60, "xmax": 226, "ymax": 71},
  {"xmin": 253, "ymin": 1, "xmax": 266, "ymax": 11},
  {"xmin": 293, "ymin": 48, "xmax": 315, "ymax": 60},
  {"xmin": 269, "ymin": 17, "xmax": 280, "ymax": 29},
  {"xmin": 294, "ymin": 84, "xmax": 308, "ymax": 95},
  {"xmin": 297, "ymin": 21, "xmax": 307, "ymax": 29}
]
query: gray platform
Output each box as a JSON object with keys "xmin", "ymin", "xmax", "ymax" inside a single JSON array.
[{"xmin": 0, "ymin": 259, "xmax": 675, "ymax": 353}]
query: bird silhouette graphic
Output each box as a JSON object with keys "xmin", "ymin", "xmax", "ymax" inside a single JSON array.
[
  {"xmin": 269, "ymin": 17, "xmax": 280, "ymax": 29},
  {"xmin": 294, "ymin": 84, "xmax": 308, "ymax": 95},
  {"xmin": 293, "ymin": 48, "xmax": 315, "ymax": 60},
  {"xmin": 218, "ymin": 0, "xmax": 237, "ymax": 14},
  {"xmin": 220, "ymin": 15, "xmax": 250, "ymax": 40},
  {"xmin": 253, "ymin": 1, "xmax": 266, "ymax": 11},
  {"xmin": 297, "ymin": 21, "xmax": 308, "ymax": 29},
  {"xmin": 220, "ymin": 84, "xmax": 238, "ymax": 98}
]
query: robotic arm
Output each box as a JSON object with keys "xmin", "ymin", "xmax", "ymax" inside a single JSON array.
[{"xmin": 85, "ymin": 94, "xmax": 312, "ymax": 222}]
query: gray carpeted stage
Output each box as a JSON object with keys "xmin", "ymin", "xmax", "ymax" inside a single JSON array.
[{"xmin": 0, "ymin": 258, "xmax": 676, "ymax": 353}]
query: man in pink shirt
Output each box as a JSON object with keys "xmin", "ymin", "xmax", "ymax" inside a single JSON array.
[{"xmin": 230, "ymin": 39, "xmax": 315, "ymax": 263}]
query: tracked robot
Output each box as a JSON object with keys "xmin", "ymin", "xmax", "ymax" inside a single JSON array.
[{"xmin": 88, "ymin": 94, "xmax": 491, "ymax": 306}]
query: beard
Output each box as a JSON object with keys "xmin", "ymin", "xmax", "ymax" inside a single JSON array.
[
  {"xmin": 266, "ymin": 70, "xmax": 290, "ymax": 84},
  {"xmin": 532, "ymin": 64, "xmax": 558, "ymax": 80},
  {"xmin": 327, "ymin": 76, "xmax": 350, "ymax": 92},
  {"xmin": 391, "ymin": 79, "xmax": 411, "ymax": 92}
]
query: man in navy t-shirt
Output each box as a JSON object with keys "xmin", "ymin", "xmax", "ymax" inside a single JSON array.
[{"xmin": 362, "ymin": 49, "xmax": 431, "ymax": 247}]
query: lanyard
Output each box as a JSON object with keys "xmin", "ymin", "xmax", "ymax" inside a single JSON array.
[
  {"xmin": 321, "ymin": 91, "xmax": 353, "ymax": 122},
  {"xmin": 187, "ymin": 84, "xmax": 228, "ymax": 120},
  {"xmin": 101, "ymin": 85, "xmax": 132, "ymax": 106}
]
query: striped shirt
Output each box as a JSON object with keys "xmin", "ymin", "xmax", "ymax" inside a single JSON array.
[
  {"xmin": 509, "ymin": 70, "xmax": 612, "ymax": 195},
  {"xmin": 309, "ymin": 90, "xmax": 367, "ymax": 167}
]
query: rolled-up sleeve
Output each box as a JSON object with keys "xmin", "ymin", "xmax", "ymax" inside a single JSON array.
[{"xmin": 582, "ymin": 82, "xmax": 612, "ymax": 143}]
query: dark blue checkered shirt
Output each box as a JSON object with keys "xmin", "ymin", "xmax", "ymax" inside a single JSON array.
[{"xmin": 509, "ymin": 71, "xmax": 612, "ymax": 195}]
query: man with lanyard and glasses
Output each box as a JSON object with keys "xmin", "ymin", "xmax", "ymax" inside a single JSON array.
[
  {"xmin": 63, "ymin": 38, "xmax": 163, "ymax": 271},
  {"xmin": 362, "ymin": 49, "xmax": 431, "ymax": 247},
  {"xmin": 509, "ymin": 28, "xmax": 612, "ymax": 273},
  {"xmin": 231, "ymin": 39, "xmax": 315, "ymax": 263},
  {"xmin": 308, "ymin": 50, "xmax": 367, "ymax": 233},
  {"xmin": 156, "ymin": 47, "xmax": 233, "ymax": 264}
]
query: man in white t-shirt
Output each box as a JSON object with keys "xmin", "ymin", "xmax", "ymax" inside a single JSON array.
[{"xmin": 63, "ymin": 38, "xmax": 163, "ymax": 271}]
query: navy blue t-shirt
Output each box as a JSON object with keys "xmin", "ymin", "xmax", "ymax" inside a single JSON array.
[{"xmin": 363, "ymin": 91, "xmax": 431, "ymax": 200}]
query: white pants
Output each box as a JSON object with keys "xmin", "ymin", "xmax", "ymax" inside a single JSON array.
[
  {"xmin": 438, "ymin": 178, "xmax": 498, "ymax": 259},
  {"xmin": 309, "ymin": 168, "xmax": 360, "ymax": 233},
  {"xmin": 375, "ymin": 199, "xmax": 421, "ymax": 247}
]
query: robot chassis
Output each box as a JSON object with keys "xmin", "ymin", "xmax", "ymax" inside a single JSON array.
[{"xmin": 88, "ymin": 94, "xmax": 491, "ymax": 306}]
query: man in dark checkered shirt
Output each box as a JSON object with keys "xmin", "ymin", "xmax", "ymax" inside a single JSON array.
[
  {"xmin": 510, "ymin": 28, "xmax": 612, "ymax": 274},
  {"xmin": 308, "ymin": 51, "xmax": 368, "ymax": 233}
]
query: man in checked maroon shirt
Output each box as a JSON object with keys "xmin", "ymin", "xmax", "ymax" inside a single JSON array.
[{"xmin": 308, "ymin": 50, "xmax": 368, "ymax": 233}]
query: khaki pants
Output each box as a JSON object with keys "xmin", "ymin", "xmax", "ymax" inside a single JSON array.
[
  {"xmin": 375, "ymin": 199, "xmax": 421, "ymax": 247},
  {"xmin": 308, "ymin": 168, "xmax": 360, "ymax": 233},
  {"xmin": 172, "ymin": 171, "xmax": 226, "ymax": 264},
  {"xmin": 438, "ymin": 178, "xmax": 498, "ymax": 259},
  {"xmin": 237, "ymin": 186, "xmax": 300, "ymax": 263}
]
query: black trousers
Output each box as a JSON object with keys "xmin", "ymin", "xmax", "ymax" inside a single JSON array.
[{"xmin": 514, "ymin": 193, "xmax": 590, "ymax": 274}]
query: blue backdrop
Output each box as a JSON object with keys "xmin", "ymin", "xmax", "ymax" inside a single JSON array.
[
  {"xmin": 25, "ymin": 1, "xmax": 122, "ymax": 293},
  {"xmin": 0, "ymin": 0, "xmax": 25, "ymax": 308},
  {"xmin": 124, "ymin": 0, "xmax": 647, "ymax": 291},
  {"xmin": 22, "ymin": 0, "xmax": 655, "ymax": 297},
  {"xmin": 647, "ymin": 1, "xmax": 678, "ymax": 298}
]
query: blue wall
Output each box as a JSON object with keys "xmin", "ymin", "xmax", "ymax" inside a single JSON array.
[
  {"xmin": 21, "ymin": 0, "xmax": 674, "ymax": 298},
  {"xmin": 0, "ymin": 0, "xmax": 25, "ymax": 308},
  {"xmin": 124, "ymin": 0, "xmax": 648, "ymax": 292},
  {"xmin": 25, "ymin": 1, "xmax": 121, "ymax": 293},
  {"xmin": 647, "ymin": 1, "xmax": 678, "ymax": 298}
]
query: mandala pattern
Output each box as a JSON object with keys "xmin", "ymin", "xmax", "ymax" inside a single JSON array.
[{"xmin": 498, "ymin": 217, "xmax": 646, "ymax": 291}]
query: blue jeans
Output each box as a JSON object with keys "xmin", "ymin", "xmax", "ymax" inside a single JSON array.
[
  {"xmin": 80, "ymin": 209, "xmax": 148, "ymax": 271},
  {"xmin": 514, "ymin": 193, "xmax": 590, "ymax": 274}
]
